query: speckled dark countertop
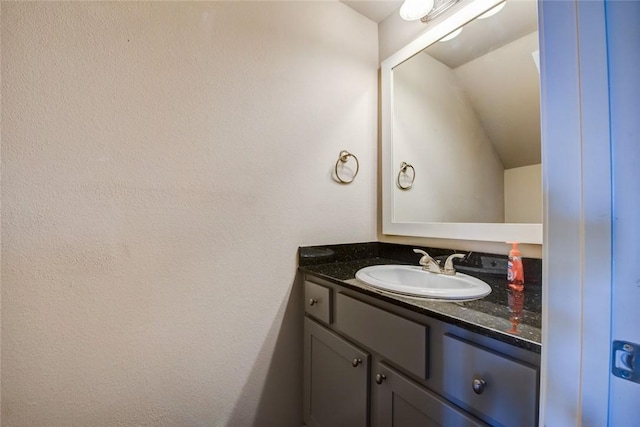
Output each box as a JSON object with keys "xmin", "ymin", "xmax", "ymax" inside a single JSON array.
[{"xmin": 299, "ymin": 242, "xmax": 542, "ymax": 353}]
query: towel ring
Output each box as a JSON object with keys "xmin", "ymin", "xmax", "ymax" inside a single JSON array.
[
  {"xmin": 397, "ymin": 162, "xmax": 415, "ymax": 190},
  {"xmin": 335, "ymin": 150, "xmax": 359, "ymax": 184}
]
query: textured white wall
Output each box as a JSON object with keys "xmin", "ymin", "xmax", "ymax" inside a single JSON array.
[{"xmin": 1, "ymin": 2, "xmax": 377, "ymax": 426}]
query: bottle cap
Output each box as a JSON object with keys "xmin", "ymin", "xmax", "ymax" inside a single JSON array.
[{"xmin": 507, "ymin": 242, "xmax": 521, "ymax": 257}]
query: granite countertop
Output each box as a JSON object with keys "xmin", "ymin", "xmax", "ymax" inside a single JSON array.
[{"xmin": 299, "ymin": 242, "xmax": 542, "ymax": 353}]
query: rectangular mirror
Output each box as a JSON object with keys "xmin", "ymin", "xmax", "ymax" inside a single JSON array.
[{"xmin": 381, "ymin": 0, "xmax": 542, "ymax": 244}]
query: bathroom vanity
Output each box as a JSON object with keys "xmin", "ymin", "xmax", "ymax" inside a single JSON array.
[{"xmin": 299, "ymin": 243, "xmax": 541, "ymax": 427}]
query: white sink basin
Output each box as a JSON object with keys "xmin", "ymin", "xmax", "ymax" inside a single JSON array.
[{"xmin": 355, "ymin": 265, "xmax": 492, "ymax": 300}]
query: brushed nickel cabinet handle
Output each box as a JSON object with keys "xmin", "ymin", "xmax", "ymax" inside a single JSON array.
[
  {"xmin": 309, "ymin": 298, "xmax": 318, "ymax": 306},
  {"xmin": 375, "ymin": 373, "xmax": 386, "ymax": 384},
  {"xmin": 352, "ymin": 358, "xmax": 362, "ymax": 367}
]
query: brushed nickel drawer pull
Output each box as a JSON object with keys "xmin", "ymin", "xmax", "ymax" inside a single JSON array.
[{"xmin": 472, "ymin": 378, "xmax": 486, "ymax": 395}]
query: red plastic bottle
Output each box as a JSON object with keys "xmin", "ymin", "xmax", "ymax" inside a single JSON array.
[
  {"xmin": 507, "ymin": 242, "xmax": 524, "ymax": 291},
  {"xmin": 506, "ymin": 242, "xmax": 525, "ymax": 334}
]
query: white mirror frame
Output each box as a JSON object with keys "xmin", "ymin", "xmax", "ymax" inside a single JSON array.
[{"xmin": 381, "ymin": 0, "xmax": 542, "ymax": 244}]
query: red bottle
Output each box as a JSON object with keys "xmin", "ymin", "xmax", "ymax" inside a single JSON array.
[
  {"xmin": 507, "ymin": 242, "xmax": 524, "ymax": 291},
  {"xmin": 506, "ymin": 242, "xmax": 524, "ymax": 334}
]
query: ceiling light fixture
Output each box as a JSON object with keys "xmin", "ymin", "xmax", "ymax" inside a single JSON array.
[
  {"xmin": 477, "ymin": 2, "xmax": 506, "ymax": 19},
  {"xmin": 399, "ymin": 0, "xmax": 435, "ymax": 21},
  {"xmin": 419, "ymin": 0, "xmax": 461, "ymax": 23}
]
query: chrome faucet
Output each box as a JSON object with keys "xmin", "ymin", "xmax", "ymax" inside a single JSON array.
[
  {"xmin": 413, "ymin": 249, "xmax": 442, "ymax": 274},
  {"xmin": 413, "ymin": 249, "xmax": 466, "ymax": 276}
]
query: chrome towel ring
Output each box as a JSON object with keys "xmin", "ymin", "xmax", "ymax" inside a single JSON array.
[
  {"xmin": 335, "ymin": 150, "xmax": 359, "ymax": 184},
  {"xmin": 397, "ymin": 162, "xmax": 415, "ymax": 190}
]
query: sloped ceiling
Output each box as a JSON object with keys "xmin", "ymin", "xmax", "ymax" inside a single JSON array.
[{"xmin": 452, "ymin": 31, "xmax": 540, "ymax": 169}]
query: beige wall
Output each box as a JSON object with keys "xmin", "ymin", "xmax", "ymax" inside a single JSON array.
[
  {"xmin": 1, "ymin": 2, "xmax": 377, "ymax": 425},
  {"xmin": 505, "ymin": 164, "xmax": 542, "ymax": 223},
  {"xmin": 379, "ymin": 9, "xmax": 427, "ymax": 62}
]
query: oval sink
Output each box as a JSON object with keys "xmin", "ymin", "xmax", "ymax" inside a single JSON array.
[{"xmin": 355, "ymin": 265, "xmax": 492, "ymax": 300}]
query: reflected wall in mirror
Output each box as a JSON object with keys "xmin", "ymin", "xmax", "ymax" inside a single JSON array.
[{"xmin": 382, "ymin": 0, "xmax": 543, "ymax": 243}]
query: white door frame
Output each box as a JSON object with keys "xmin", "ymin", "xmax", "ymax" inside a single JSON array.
[
  {"xmin": 603, "ymin": 1, "xmax": 640, "ymax": 425},
  {"xmin": 539, "ymin": 0, "xmax": 612, "ymax": 425}
]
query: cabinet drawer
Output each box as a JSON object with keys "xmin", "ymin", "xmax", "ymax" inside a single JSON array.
[
  {"xmin": 305, "ymin": 281, "xmax": 332, "ymax": 325},
  {"xmin": 335, "ymin": 293, "xmax": 429, "ymax": 379},
  {"xmin": 442, "ymin": 334, "xmax": 538, "ymax": 427}
]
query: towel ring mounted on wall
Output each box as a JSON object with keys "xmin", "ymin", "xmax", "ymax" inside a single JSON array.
[
  {"xmin": 334, "ymin": 150, "xmax": 359, "ymax": 184},
  {"xmin": 397, "ymin": 162, "xmax": 415, "ymax": 190}
]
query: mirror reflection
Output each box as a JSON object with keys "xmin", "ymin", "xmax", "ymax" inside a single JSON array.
[{"xmin": 392, "ymin": 0, "xmax": 540, "ymax": 224}]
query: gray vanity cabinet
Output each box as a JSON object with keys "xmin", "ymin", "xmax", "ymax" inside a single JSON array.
[
  {"xmin": 375, "ymin": 363, "xmax": 488, "ymax": 427},
  {"xmin": 302, "ymin": 277, "xmax": 539, "ymax": 427},
  {"xmin": 303, "ymin": 318, "xmax": 369, "ymax": 427}
]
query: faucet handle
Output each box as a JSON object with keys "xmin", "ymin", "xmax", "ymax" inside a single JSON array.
[
  {"xmin": 413, "ymin": 249, "xmax": 430, "ymax": 265},
  {"xmin": 443, "ymin": 254, "xmax": 466, "ymax": 275},
  {"xmin": 413, "ymin": 249, "xmax": 429, "ymax": 267},
  {"xmin": 413, "ymin": 249, "xmax": 440, "ymax": 271}
]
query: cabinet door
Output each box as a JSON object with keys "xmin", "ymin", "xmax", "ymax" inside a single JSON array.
[
  {"xmin": 375, "ymin": 363, "xmax": 487, "ymax": 427},
  {"xmin": 304, "ymin": 318, "xmax": 369, "ymax": 427}
]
